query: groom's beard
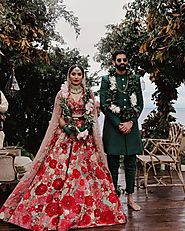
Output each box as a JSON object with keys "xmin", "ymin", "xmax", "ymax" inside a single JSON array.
[{"xmin": 115, "ymin": 63, "xmax": 127, "ymax": 71}]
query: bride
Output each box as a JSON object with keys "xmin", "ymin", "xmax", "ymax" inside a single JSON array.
[{"xmin": 0, "ymin": 64, "xmax": 127, "ymax": 231}]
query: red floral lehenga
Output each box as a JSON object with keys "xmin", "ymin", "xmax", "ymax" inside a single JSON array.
[{"xmin": 0, "ymin": 89, "xmax": 127, "ymax": 231}]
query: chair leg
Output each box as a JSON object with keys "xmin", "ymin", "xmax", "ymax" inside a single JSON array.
[
  {"xmin": 176, "ymin": 163, "xmax": 185, "ymax": 193},
  {"xmin": 136, "ymin": 161, "xmax": 140, "ymax": 189},
  {"xmin": 143, "ymin": 163, "xmax": 149, "ymax": 198},
  {"xmin": 167, "ymin": 164, "xmax": 173, "ymax": 184}
]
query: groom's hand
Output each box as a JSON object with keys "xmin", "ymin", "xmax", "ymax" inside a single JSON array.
[{"xmin": 119, "ymin": 121, "xmax": 133, "ymax": 134}]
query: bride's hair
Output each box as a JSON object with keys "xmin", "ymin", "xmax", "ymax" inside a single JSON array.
[{"xmin": 68, "ymin": 64, "xmax": 85, "ymax": 77}]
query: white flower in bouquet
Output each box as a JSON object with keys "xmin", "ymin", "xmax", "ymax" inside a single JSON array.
[
  {"xmin": 77, "ymin": 129, "xmax": 89, "ymax": 140},
  {"xmin": 85, "ymin": 99, "xmax": 94, "ymax": 114}
]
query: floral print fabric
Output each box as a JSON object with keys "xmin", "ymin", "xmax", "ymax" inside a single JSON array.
[{"xmin": 0, "ymin": 98, "xmax": 126, "ymax": 231}]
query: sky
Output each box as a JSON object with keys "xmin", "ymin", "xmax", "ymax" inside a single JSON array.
[{"xmin": 56, "ymin": 0, "xmax": 185, "ymax": 109}]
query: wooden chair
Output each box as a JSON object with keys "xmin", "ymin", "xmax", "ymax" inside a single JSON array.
[
  {"xmin": 0, "ymin": 146, "xmax": 22, "ymax": 156},
  {"xmin": 136, "ymin": 122, "xmax": 185, "ymax": 198},
  {"xmin": 0, "ymin": 152, "xmax": 17, "ymax": 182},
  {"xmin": 0, "ymin": 147, "xmax": 22, "ymax": 187}
]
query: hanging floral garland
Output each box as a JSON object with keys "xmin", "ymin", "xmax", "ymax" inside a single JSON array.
[
  {"xmin": 60, "ymin": 81, "xmax": 95, "ymax": 140},
  {"xmin": 106, "ymin": 71, "xmax": 141, "ymax": 121}
]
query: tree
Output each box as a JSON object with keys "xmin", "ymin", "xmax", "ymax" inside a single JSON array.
[
  {"xmin": 0, "ymin": 0, "xmax": 80, "ymax": 65},
  {"xmin": 95, "ymin": 0, "xmax": 185, "ymax": 137}
]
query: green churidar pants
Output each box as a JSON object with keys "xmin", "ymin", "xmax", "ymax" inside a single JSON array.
[{"xmin": 107, "ymin": 154, "xmax": 136, "ymax": 194}]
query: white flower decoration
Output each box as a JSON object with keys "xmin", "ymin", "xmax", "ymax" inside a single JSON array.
[
  {"xmin": 130, "ymin": 93, "xmax": 137, "ymax": 107},
  {"xmin": 61, "ymin": 81, "xmax": 69, "ymax": 98},
  {"xmin": 109, "ymin": 76, "xmax": 117, "ymax": 91},
  {"xmin": 85, "ymin": 99, "xmax": 94, "ymax": 114},
  {"xmin": 109, "ymin": 104, "xmax": 121, "ymax": 113},
  {"xmin": 77, "ymin": 129, "xmax": 89, "ymax": 140}
]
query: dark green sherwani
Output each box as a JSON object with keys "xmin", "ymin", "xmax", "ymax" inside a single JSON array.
[{"xmin": 100, "ymin": 72, "xmax": 144, "ymax": 194}]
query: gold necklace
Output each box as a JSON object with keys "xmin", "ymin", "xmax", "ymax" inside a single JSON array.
[
  {"xmin": 116, "ymin": 79, "xmax": 128, "ymax": 93},
  {"xmin": 70, "ymin": 89, "xmax": 83, "ymax": 94},
  {"xmin": 110, "ymin": 75, "xmax": 129, "ymax": 94},
  {"xmin": 70, "ymin": 85, "xmax": 83, "ymax": 94}
]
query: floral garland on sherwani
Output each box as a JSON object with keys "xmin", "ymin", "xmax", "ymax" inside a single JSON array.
[
  {"xmin": 60, "ymin": 81, "xmax": 95, "ymax": 140},
  {"xmin": 106, "ymin": 70, "xmax": 141, "ymax": 121}
]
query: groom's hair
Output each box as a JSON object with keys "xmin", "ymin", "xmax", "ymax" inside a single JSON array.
[{"xmin": 111, "ymin": 49, "xmax": 127, "ymax": 61}]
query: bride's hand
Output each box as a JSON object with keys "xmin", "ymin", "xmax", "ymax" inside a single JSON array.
[{"xmin": 59, "ymin": 117, "xmax": 66, "ymax": 128}]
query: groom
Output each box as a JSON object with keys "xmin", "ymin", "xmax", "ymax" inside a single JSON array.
[{"xmin": 100, "ymin": 49, "xmax": 144, "ymax": 211}]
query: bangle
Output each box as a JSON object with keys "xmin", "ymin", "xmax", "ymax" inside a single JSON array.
[
  {"xmin": 130, "ymin": 121, "xmax": 134, "ymax": 125},
  {"xmin": 79, "ymin": 124, "xmax": 86, "ymax": 132},
  {"xmin": 63, "ymin": 125, "xmax": 73, "ymax": 135}
]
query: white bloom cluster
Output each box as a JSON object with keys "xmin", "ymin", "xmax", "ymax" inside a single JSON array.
[
  {"xmin": 109, "ymin": 104, "xmax": 121, "ymax": 113},
  {"xmin": 77, "ymin": 129, "xmax": 89, "ymax": 140},
  {"xmin": 60, "ymin": 81, "xmax": 69, "ymax": 98},
  {"xmin": 109, "ymin": 76, "xmax": 117, "ymax": 91},
  {"xmin": 130, "ymin": 93, "xmax": 137, "ymax": 107},
  {"xmin": 85, "ymin": 99, "xmax": 94, "ymax": 115}
]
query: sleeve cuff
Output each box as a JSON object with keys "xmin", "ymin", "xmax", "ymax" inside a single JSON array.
[{"xmin": 63, "ymin": 125, "xmax": 73, "ymax": 135}]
